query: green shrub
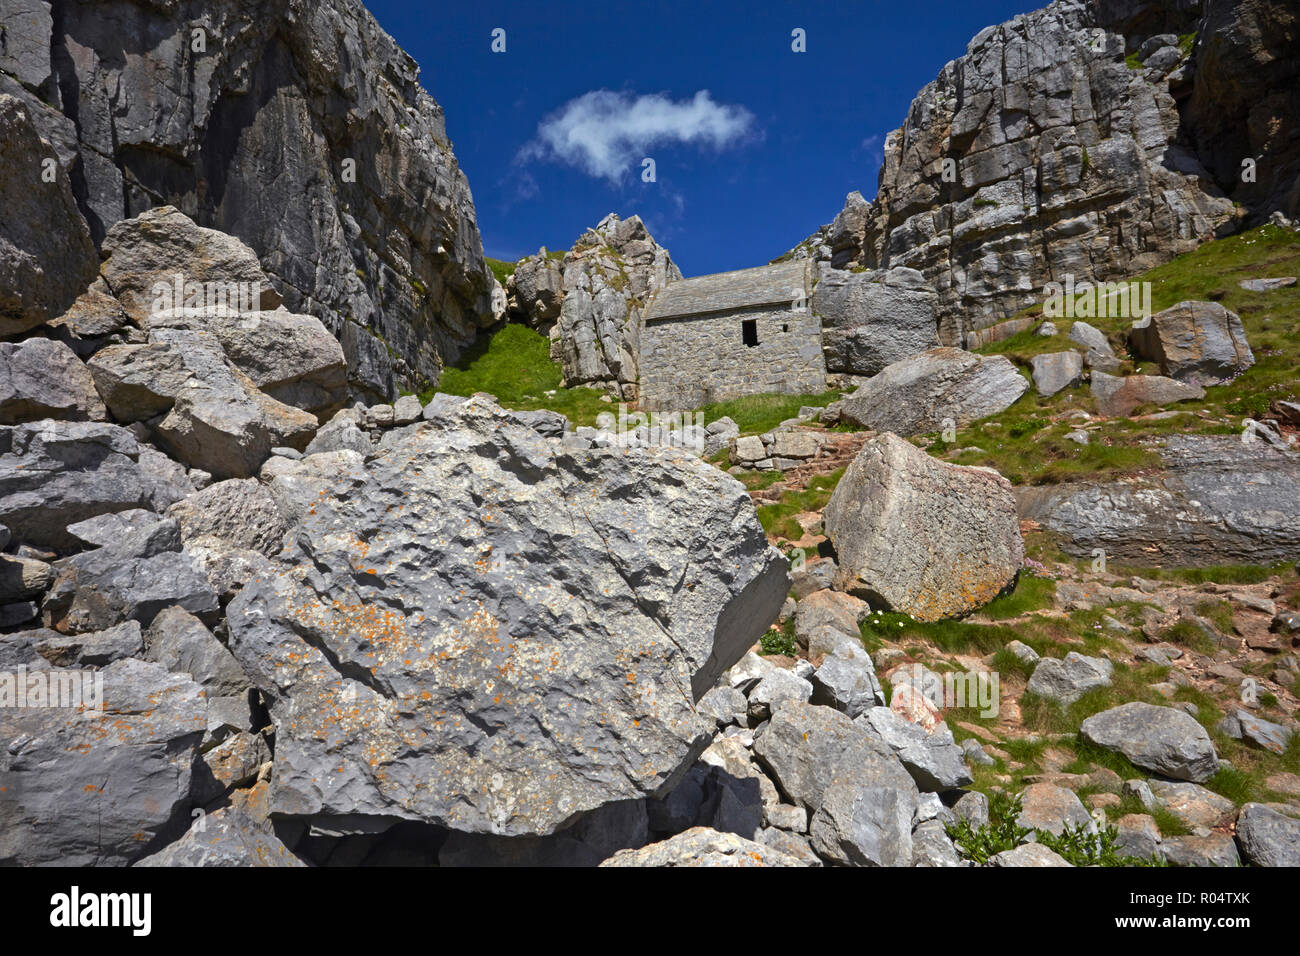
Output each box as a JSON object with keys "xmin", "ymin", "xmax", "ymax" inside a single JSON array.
[{"xmin": 760, "ymin": 618, "xmax": 799, "ymax": 657}]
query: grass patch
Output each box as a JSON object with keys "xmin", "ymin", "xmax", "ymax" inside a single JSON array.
[
  {"xmin": 1194, "ymin": 598, "xmax": 1236, "ymax": 634},
  {"xmin": 756, "ymin": 470, "xmax": 843, "ymax": 541},
  {"xmin": 485, "ymin": 257, "xmax": 516, "ymax": 285},
  {"xmin": 859, "ymin": 609, "xmax": 1018, "ymax": 655},
  {"xmin": 1205, "ymin": 766, "xmax": 1259, "ymax": 806},
  {"xmin": 1161, "ymin": 618, "xmax": 1217, "ymax": 655},
  {"xmin": 699, "ymin": 390, "xmax": 841, "ymax": 436},
  {"xmin": 1113, "ymin": 562, "xmax": 1288, "ymax": 586},
  {"xmin": 761, "ymin": 618, "xmax": 798, "ymax": 657},
  {"xmin": 430, "ymin": 323, "xmax": 612, "ymax": 427},
  {"xmin": 977, "ymin": 574, "xmax": 1057, "ymax": 619}
]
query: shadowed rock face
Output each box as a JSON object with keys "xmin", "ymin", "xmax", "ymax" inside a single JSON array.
[
  {"xmin": 0, "ymin": 94, "xmax": 98, "ymax": 334},
  {"xmin": 227, "ymin": 397, "xmax": 788, "ymax": 837},
  {"xmin": 4, "ymin": 0, "xmax": 493, "ymax": 400}
]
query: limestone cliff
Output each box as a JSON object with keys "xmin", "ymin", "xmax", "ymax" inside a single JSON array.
[
  {"xmin": 824, "ymin": 0, "xmax": 1300, "ymax": 344},
  {"xmin": 508, "ymin": 214, "xmax": 680, "ymax": 401},
  {"xmin": 0, "ymin": 0, "xmax": 494, "ymax": 399}
]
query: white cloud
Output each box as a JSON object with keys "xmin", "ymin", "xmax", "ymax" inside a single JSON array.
[{"xmin": 519, "ymin": 90, "xmax": 756, "ymax": 182}]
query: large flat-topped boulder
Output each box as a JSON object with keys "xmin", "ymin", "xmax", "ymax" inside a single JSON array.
[
  {"xmin": 836, "ymin": 348, "xmax": 1028, "ymax": 436},
  {"xmin": 1018, "ymin": 436, "xmax": 1300, "ymax": 566},
  {"xmin": 644, "ymin": 261, "xmax": 811, "ymax": 321}
]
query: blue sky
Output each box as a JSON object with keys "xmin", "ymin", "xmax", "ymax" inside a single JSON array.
[{"xmin": 366, "ymin": 0, "xmax": 1040, "ymax": 277}]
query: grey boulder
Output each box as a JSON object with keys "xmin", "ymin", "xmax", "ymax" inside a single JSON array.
[
  {"xmin": 1090, "ymin": 371, "xmax": 1205, "ymax": 417},
  {"xmin": 1235, "ymin": 803, "xmax": 1300, "ymax": 867},
  {"xmin": 145, "ymin": 606, "xmax": 251, "ymax": 698},
  {"xmin": 42, "ymin": 519, "xmax": 220, "ymax": 634},
  {"xmin": 0, "ymin": 420, "xmax": 194, "ymax": 553},
  {"xmin": 1127, "ymin": 301, "xmax": 1254, "ymax": 386},
  {"xmin": 837, "ymin": 348, "xmax": 1029, "ymax": 436},
  {"xmin": 89, "ymin": 328, "xmax": 319, "ymax": 479},
  {"xmin": 1026, "ymin": 652, "xmax": 1113, "ymax": 706},
  {"xmin": 0, "ymin": 339, "xmax": 106, "ymax": 424},
  {"xmin": 753, "ymin": 701, "xmax": 917, "ymax": 814},
  {"xmin": 809, "ymin": 782, "xmax": 914, "ymax": 866},
  {"xmin": 1017, "ymin": 436, "xmax": 1300, "ymax": 566},
  {"xmin": 1080, "ymin": 702, "xmax": 1219, "ymax": 783},
  {"xmin": 135, "ymin": 806, "xmax": 304, "ymax": 868},
  {"xmin": 0, "ymin": 658, "xmax": 206, "ymax": 866},
  {"xmin": 227, "ymin": 397, "xmax": 787, "ymax": 836},
  {"xmin": 1029, "ymin": 350, "xmax": 1084, "ymax": 397},
  {"xmin": 824, "ymin": 432, "xmax": 1024, "ymax": 621}
]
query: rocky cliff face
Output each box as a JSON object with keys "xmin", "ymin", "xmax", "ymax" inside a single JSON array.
[
  {"xmin": 825, "ymin": 0, "xmax": 1299, "ymax": 344},
  {"xmin": 0, "ymin": 0, "xmax": 494, "ymax": 399},
  {"xmin": 509, "ymin": 214, "xmax": 681, "ymax": 401}
]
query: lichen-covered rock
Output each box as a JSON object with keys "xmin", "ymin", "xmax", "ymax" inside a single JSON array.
[
  {"xmin": 135, "ymin": 806, "xmax": 304, "ymax": 868},
  {"xmin": 0, "ymin": 94, "xmax": 98, "ymax": 335},
  {"xmin": 836, "ymin": 348, "xmax": 1028, "ymax": 436},
  {"xmin": 824, "ymin": 433, "xmax": 1024, "ymax": 621},
  {"xmin": 599, "ymin": 826, "xmax": 810, "ymax": 867},
  {"xmin": 227, "ymin": 397, "xmax": 787, "ymax": 836}
]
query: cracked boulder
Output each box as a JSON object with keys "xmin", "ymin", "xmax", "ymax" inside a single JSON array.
[
  {"xmin": 227, "ymin": 396, "xmax": 787, "ymax": 837},
  {"xmin": 0, "ymin": 658, "xmax": 207, "ymax": 866},
  {"xmin": 42, "ymin": 518, "xmax": 219, "ymax": 634},
  {"xmin": 1127, "ymin": 301, "xmax": 1254, "ymax": 386},
  {"xmin": 824, "ymin": 432, "xmax": 1024, "ymax": 621},
  {"xmin": 146, "ymin": 306, "xmax": 348, "ymax": 414},
  {"xmin": 0, "ymin": 338, "xmax": 106, "ymax": 425},
  {"xmin": 89, "ymin": 327, "xmax": 318, "ymax": 478},
  {"xmin": 0, "ymin": 419, "xmax": 194, "ymax": 553},
  {"xmin": 97, "ymin": 205, "xmax": 282, "ymax": 324}
]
